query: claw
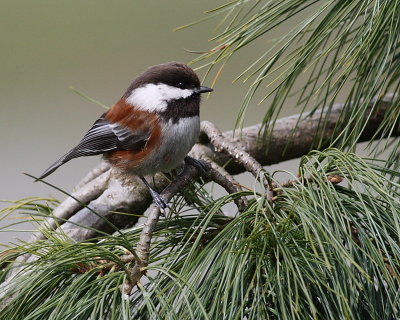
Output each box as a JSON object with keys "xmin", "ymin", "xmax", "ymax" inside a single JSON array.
[{"xmin": 184, "ymin": 156, "xmax": 209, "ymax": 175}]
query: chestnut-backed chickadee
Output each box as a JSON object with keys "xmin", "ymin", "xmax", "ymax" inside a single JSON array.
[{"xmin": 38, "ymin": 62, "xmax": 213, "ymax": 209}]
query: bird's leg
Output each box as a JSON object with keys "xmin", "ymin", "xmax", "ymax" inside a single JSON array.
[
  {"xmin": 184, "ymin": 156, "xmax": 209, "ymax": 175},
  {"xmin": 140, "ymin": 177, "xmax": 167, "ymax": 211}
]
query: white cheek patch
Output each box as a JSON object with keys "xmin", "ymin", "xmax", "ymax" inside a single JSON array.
[{"xmin": 126, "ymin": 83, "xmax": 194, "ymax": 112}]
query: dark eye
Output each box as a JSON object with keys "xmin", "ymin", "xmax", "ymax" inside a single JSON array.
[{"xmin": 177, "ymin": 82, "xmax": 185, "ymax": 89}]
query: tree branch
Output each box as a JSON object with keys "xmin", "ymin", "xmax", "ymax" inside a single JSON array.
[
  {"xmin": 199, "ymin": 94, "xmax": 398, "ymax": 175},
  {"xmin": 25, "ymin": 95, "xmax": 400, "ymax": 243}
]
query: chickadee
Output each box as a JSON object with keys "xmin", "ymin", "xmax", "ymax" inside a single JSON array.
[{"xmin": 38, "ymin": 62, "xmax": 213, "ymax": 209}]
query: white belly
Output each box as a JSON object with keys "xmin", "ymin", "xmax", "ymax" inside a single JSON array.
[{"xmin": 137, "ymin": 116, "xmax": 200, "ymax": 175}]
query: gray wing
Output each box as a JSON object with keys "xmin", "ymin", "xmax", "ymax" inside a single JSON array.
[{"xmin": 38, "ymin": 114, "xmax": 150, "ymax": 179}]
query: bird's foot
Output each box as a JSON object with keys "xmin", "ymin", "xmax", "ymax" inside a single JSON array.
[
  {"xmin": 149, "ymin": 188, "xmax": 168, "ymax": 212},
  {"xmin": 140, "ymin": 177, "xmax": 168, "ymax": 214},
  {"xmin": 184, "ymin": 156, "xmax": 209, "ymax": 175}
]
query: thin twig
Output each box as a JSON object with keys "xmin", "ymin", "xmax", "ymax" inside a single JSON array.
[
  {"xmin": 207, "ymin": 164, "xmax": 248, "ymax": 212},
  {"xmin": 271, "ymin": 174, "xmax": 344, "ymax": 201},
  {"xmin": 71, "ymin": 254, "xmax": 136, "ymax": 275},
  {"xmin": 123, "ymin": 165, "xmax": 199, "ymax": 294},
  {"xmin": 200, "ymin": 121, "xmax": 265, "ymax": 178},
  {"xmin": 272, "ymin": 174, "xmax": 344, "ymax": 190},
  {"xmin": 200, "ymin": 121, "xmax": 273, "ymax": 200}
]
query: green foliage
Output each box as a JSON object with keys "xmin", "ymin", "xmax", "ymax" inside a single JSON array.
[
  {"xmin": 1, "ymin": 149, "xmax": 399, "ymax": 319},
  {"xmin": 191, "ymin": 0, "xmax": 399, "ymax": 164}
]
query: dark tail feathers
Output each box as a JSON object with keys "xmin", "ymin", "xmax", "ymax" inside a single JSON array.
[{"xmin": 36, "ymin": 155, "xmax": 69, "ymax": 181}]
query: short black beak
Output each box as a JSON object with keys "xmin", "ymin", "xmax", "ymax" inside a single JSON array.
[{"xmin": 195, "ymin": 86, "xmax": 213, "ymax": 94}]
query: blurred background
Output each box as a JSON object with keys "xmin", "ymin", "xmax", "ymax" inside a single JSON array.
[{"xmin": 0, "ymin": 0, "xmax": 311, "ymax": 243}]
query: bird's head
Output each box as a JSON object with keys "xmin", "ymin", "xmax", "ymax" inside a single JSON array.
[{"xmin": 123, "ymin": 62, "xmax": 213, "ymax": 114}]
